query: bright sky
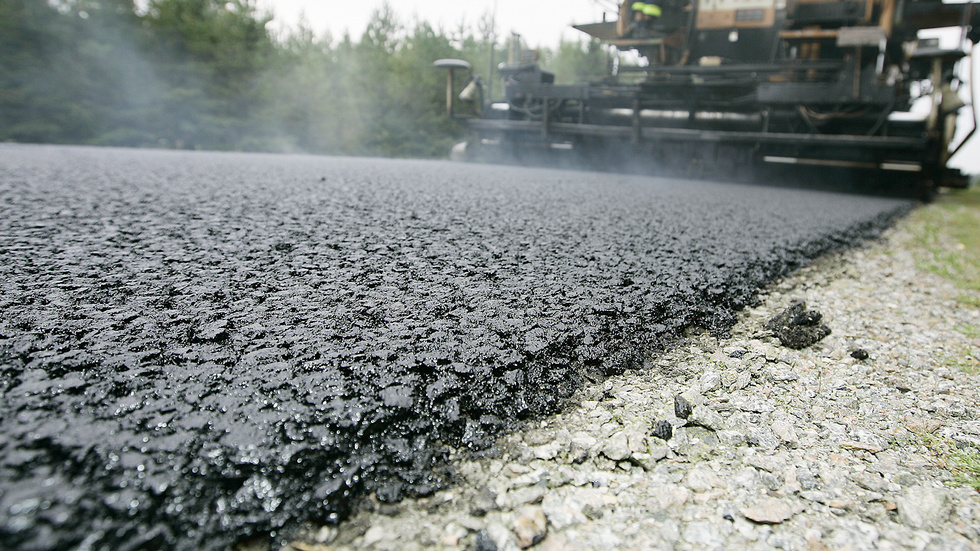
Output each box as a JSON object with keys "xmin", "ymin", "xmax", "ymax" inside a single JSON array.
[{"xmin": 256, "ymin": 0, "xmax": 616, "ymax": 47}]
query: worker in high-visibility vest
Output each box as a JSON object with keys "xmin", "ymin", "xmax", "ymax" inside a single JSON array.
[{"xmin": 629, "ymin": 2, "xmax": 663, "ymax": 37}]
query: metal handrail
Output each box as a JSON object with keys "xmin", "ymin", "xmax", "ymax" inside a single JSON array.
[{"xmin": 950, "ymin": 45, "xmax": 977, "ymax": 158}]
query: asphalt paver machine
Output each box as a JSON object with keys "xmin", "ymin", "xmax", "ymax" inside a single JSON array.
[{"xmin": 437, "ymin": 0, "xmax": 980, "ymax": 195}]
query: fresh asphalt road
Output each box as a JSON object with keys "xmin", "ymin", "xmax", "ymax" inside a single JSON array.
[{"xmin": 0, "ymin": 145, "xmax": 912, "ymax": 550}]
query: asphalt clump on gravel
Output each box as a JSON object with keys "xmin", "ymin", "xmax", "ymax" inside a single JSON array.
[
  {"xmin": 765, "ymin": 299, "xmax": 833, "ymax": 349},
  {"xmin": 0, "ymin": 145, "xmax": 912, "ymax": 550}
]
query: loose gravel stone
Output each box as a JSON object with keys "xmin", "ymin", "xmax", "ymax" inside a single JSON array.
[
  {"xmin": 651, "ymin": 420, "xmax": 673, "ymax": 441},
  {"xmin": 471, "ymin": 489, "xmax": 499, "ymax": 517},
  {"xmin": 685, "ymin": 463, "xmax": 725, "ymax": 492},
  {"xmin": 474, "ymin": 529, "xmax": 500, "ymax": 551},
  {"xmin": 771, "ymin": 420, "xmax": 799, "ymax": 447},
  {"xmin": 600, "ymin": 432, "xmax": 632, "ymax": 462},
  {"xmin": 682, "ymin": 520, "xmax": 731, "ymax": 548},
  {"xmin": 850, "ymin": 348, "xmax": 870, "ymax": 360},
  {"xmin": 748, "ymin": 427, "xmax": 781, "ymax": 450},
  {"xmin": 674, "ymin": 395, "xmax": 694, "ymax": 419},
  {"xmin": 700, "ymin": 370, "xmax": 722, "ymax": 393},
  {"xmin": 896, "ymin": 485, "xmax": 953, "ymax": 529},
  {"xmin": 689, "ymin": 405, "xmax": 726, "ymax": 431},
  {"xmin": 742, "ymin": 498, "xmax": 796, "ymax": 524},
  {"xmin": 512, "ymin": 507, "xmax": 548, "ymax": 548},
  {"xmin": 568, "ymin": 433, "xmax": 596, "ymax": 464},
  {"xmin": 541, "ymin": 494, "xmax": 586, "ymax": 531}
]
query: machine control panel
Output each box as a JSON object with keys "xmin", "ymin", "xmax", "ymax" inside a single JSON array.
[{"xmin": 697, "ymin": 0, "xmax": 779, "ymax": 29}]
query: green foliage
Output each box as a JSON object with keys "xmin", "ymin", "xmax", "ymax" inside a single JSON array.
[
  {"xmin": 0, "ymin": 0, "xmax": 610, "ymax": 157},
  {"xmin": 542, "ymin": 38, "xmax": 613, "ymax": 84}
]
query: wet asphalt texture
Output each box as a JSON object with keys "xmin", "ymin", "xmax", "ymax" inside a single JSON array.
[{"xmin": 0, "ymin": 145, "xmax": 913, "ymax": 550}]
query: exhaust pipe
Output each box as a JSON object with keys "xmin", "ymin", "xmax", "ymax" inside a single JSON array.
[{"xmin": 434, "ymin": 59, "xmax": 473, "ymax": 120}]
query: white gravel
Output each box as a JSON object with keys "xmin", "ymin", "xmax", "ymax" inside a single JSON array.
[{"xmin": 279, "ymin": 203, "xmax": 980, "ymax": 551}]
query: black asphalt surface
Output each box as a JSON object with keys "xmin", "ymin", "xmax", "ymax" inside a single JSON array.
[{"xmin": 0, "ymin": 145, "xmax": 912, "ymax": 550}]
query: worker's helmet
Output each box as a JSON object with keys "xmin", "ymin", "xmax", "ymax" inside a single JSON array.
[{"xmin": 642, "ymin": 3, "xmax": 662, "ymax": 16}]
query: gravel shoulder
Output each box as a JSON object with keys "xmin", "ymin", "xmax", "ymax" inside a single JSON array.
[{"xmin": 279, "ymin": 193, "xmax": 980, "ymax": 551}]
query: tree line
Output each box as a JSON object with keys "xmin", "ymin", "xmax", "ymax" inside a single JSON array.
[{"xmin": 0, "ymin": 0, "xmax": 611, "ymax": 157}]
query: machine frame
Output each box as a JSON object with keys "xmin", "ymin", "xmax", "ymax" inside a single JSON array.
[{"xmin": 437, "ymin": 0, "xmax": 979, "ymax": 195}]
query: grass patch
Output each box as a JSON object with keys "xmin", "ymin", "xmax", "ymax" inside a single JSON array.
[
  {"xmin": 951, "ymin": 449, "xmax": 980, "ymax": 491},
  {"xmin": 907, "ymin": 190, "xmax": 980, "ymax": 372},
  {"xmin": 911, "ymin": 428, "xmax": 980, "ymax": 490},
  {"xmin": 958, "ymin": 294, "xmax": 980, "ymax": 308},
  {"xmin": 955, "ymin": 323, "xmax": 980, "ymax": 339},
  {"xmin": 938, "ymin": 345, "xmax": 980, "ymax": 374},
  {"xmin": 902, "ymin": 183, "xmax": 980, "ymax": 490},
  {"xmin": 908, "ymin": 187, "xmax": 980, "ymax": 295}
]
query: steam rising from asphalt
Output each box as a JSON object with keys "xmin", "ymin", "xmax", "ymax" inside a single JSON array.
[{"xmin": 7, "ymin": 2, "xmax": 459, "ymax": 156}]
